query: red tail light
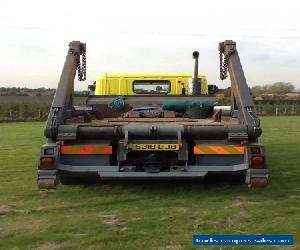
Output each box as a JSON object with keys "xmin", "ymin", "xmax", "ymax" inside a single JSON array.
[
  {"xmin": 251, "ymin": 147, "xmax": 261, "ymax": 154},
  {"xmin": 251, "ymin": 156, "xmax": 264, "ymax": 168},
  {"xmin": 40, "ymin": 157, "xmax": 55, "ymax": 170}
]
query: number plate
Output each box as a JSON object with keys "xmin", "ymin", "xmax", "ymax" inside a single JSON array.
[{"xmin": 131, "ymin": 144, "xmax": 180, "ymax": 151}]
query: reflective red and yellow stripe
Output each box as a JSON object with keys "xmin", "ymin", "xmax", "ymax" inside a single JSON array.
[
  {"xmin": 193, "ymin": 145, "xmax": 245, "ymax": 155},
  {"xmin": 60, "ymin": 145, "xmax": 112, "ymax": 155}
]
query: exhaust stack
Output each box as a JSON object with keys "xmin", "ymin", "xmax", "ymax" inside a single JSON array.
[{"xmin": 192, "ymin": 51, "xmax": 201, "ymax": 95}]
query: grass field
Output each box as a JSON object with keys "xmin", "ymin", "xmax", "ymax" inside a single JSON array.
[{"xmin": 0, "ymin": 117, "xmax": 300, "ymax": 250}]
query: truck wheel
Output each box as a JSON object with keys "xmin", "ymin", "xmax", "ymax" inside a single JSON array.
[
  {"xmin": 227, "ymin": 174, "xmax": 246, "ymax": 184},
  {"xmin": 59, "ymin": 176, "xmax": 82, "ymax": 185},
  {"xmin": 38, "ymin": 179, "xmax": 57, "ymax": 189},
  {"xmin": 59, "ymin": 176, "xmax": 101, "ymax": 185}
]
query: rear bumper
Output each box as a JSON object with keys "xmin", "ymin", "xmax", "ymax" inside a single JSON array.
[
  {"xmin": 37, "ymin": 165, "xmax": 268, "ymax": 189},
  {"xmin": 38, "ymin": 163, "xmax": 251, "ymax": 180}
]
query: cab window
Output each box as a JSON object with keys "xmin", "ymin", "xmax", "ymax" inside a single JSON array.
[{"xmin": 133, "ymin": 80, "xmax": 171, "ymax": 94}]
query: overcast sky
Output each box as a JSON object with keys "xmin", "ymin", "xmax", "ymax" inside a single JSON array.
[{"xmin": 1, "ymin": 0, "xmax": 300, "ymax": 90}]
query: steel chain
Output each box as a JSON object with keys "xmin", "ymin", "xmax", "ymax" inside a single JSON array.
[
  {"xmin": 219, "ymin": 44, "xmax": 234, "ymax": 80},
  {"xmin": 77, "ymin": 46, "xmax": 86, "ymax": 81}
]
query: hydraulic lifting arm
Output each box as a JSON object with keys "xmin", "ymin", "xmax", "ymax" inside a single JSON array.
[
  {"xmin": 219, "ymin": 40, "xmax": 261, "ymax": 139},
  {"xmin": 44, "ymin": 41, "xmax": 86, "ymax": 139}
]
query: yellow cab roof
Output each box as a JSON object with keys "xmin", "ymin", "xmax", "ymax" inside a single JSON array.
[{"xmin": 97, "ymin": 72, "xmax": 206, "ymax": 79}]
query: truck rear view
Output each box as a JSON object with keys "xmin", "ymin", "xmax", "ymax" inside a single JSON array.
[{"xmin": 37, "ymin": 40, "xmax": 268, "ymax": 189}]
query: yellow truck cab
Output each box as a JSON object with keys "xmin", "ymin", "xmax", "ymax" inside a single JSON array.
[{"xmin": 94, "ymin": 73, "xmax": 208, "ymax": 95}]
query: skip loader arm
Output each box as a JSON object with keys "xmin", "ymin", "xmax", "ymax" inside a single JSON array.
[
  {"xmin": 44, "ymin": 41, "xmax": 86, "ymax": 139},
  {"xmin": 219, "ymin": 40, "xmax": 261, "ymax": 140}
]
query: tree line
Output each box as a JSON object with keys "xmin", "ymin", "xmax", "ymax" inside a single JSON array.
[
  {"xmin": 0, "ymin": 87, "xmax": 88, "ymax": 97},
  {"xmin": 250, "ymin": 82, "xmax": 296, "ymax": 97}
]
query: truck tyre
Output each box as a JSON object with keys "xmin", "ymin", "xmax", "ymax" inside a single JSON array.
[
  {"xmin": 59, "ymin": 176, "xmax": 101, "ymax": 185},
  {"xmin": 59, "ymin": 176, "xmax": 82, "ymax": 185}
]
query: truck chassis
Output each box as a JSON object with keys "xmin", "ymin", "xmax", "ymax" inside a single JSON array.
[{"xmin": 38, "ymin": 40, "xmax": 268, "ymax": 189}]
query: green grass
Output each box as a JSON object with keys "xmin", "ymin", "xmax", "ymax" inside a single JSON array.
[{"xmin": 0, "ymin": 117, "xmax": 300, "ymax": 250}]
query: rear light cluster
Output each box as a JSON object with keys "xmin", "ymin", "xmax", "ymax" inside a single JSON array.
[
  {"xmin": 40, "ymin": 157, "xmax": 55, "ymax": 170},
  {"xmin": 251, "ymin": 156, "xmax": 264, "ymax": 168},
  {"xmin": 250, "ymin": 146, "xmax": 265, "ymax": 169},
  {"xmin": 250, "ymin": 147, "xmax": 261, "ymax": 155},
  {"xmin": 39, "ymin": 147, "xmax": 56, "ymax": 170},
  {"xmin": 44, "ymin": 148, "xmax": 55, "ymax": 155}
]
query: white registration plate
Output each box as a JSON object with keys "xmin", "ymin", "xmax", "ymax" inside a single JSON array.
[{"xmin": 130, "ymin": 144, "xmax": 180, "ymax": 151}]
